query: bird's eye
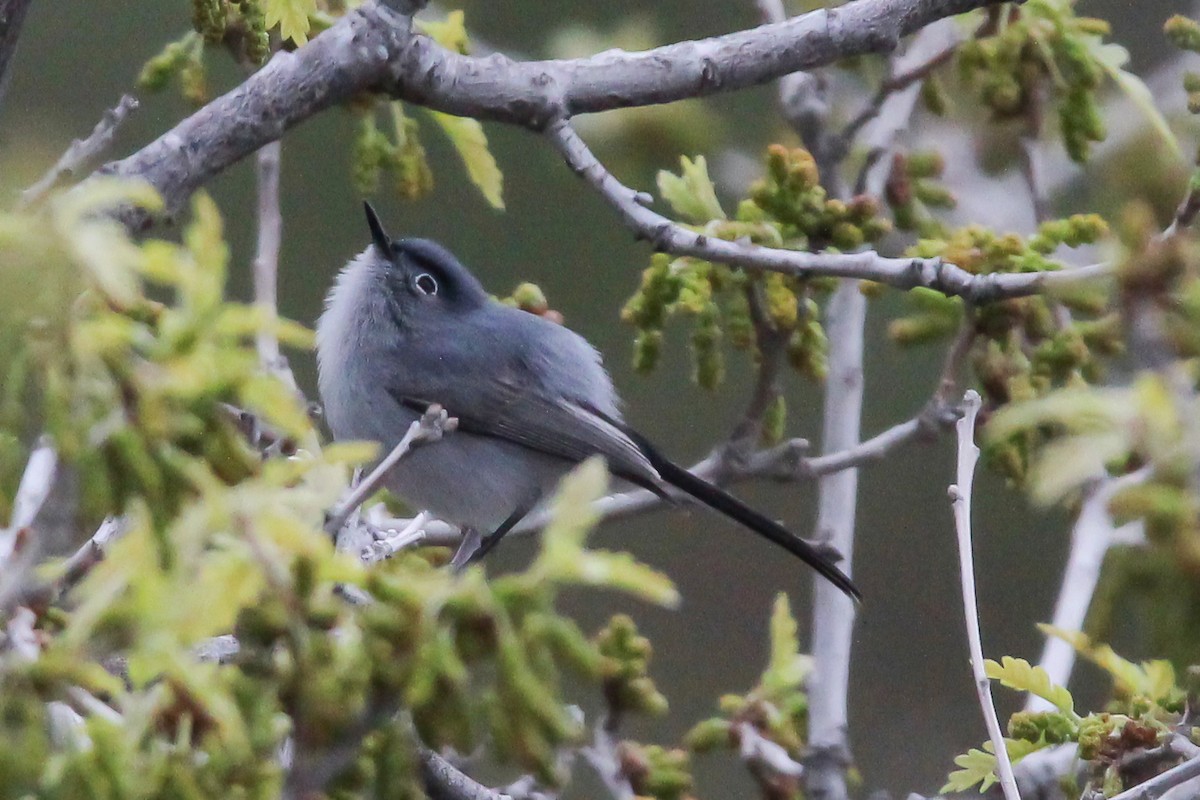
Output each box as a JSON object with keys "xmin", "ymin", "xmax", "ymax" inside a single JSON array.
[{"xmin": 414, "ymin": 273, "xmax": 438, "ymax": 296}]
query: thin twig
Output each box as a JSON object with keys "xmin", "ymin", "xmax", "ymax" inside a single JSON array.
[
  {"xmin": 719, "ymin": 283, "xmax": 790, "ymax": 469},
  {"xmin": 581, "ymin": 725, "xmax": 635, "ymax": 800},
  {"xmin": 1163, "ymin": 179, "xmax": 1200, "ymax": 239},
  {"xmin": 20, "ymin": 95, "xmax": 139, "ymax": 208},
  {"xmin": 360, "ymin": 511, "xmax": 430, "ymax": 563},
  {"xmin": 1108, "ymin": 754, "xmax": 1200, "ymax": 800},
  {"xmin": 15, "ymin": 516, "xmax": 124, "ymax": 611},
  {"xmin": 544, "ymin": 117, "xmax": 1107, "ymax": 302},
  {"xmin": 949, "ymin": 390, "xmax": 1020, "ymax": 800},
  {"xmin": 323, "ymin": 405, "xmax": 456, "ymax": 536},
  {"xmin": 855, "ymin": 18, "xmax": 961, "ymax": 197},
  {"xmin": 418, "ymin": 747, "xmax": 509, "ymax": 800},
  {"xmin": 839, "ymin": 34, "xmax": 958, "ymax": 152}
]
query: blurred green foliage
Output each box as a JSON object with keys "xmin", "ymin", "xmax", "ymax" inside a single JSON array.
[{"xmin": 0, "ymin": 186, "xmax": 688, "ymax": 798}]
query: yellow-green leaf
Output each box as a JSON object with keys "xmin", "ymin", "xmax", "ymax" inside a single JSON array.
[
  {"xmin": 263, "ymin": 0, "xmax": 316, "ymax": 45},
  {"xmin": 763, "ymin": 593, "xmax": 810, "ymax": 692},
  {"xmin": 427, "ymin": 111, "xmax": 505, "ymax": 209},
  {"xmin": 985, "ymin": 656, "xmax": 1076, "ymax": 717},
  {"xmin": 657, "ymin": 156, "xmax": 725, "ymax": 224},
  {"xmin": 1039, "ymin": 625, "xmax": 1147, "ymax": 695}
]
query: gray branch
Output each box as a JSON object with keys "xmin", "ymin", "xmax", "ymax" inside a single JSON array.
[
  {"xmin": 0, "ymin": 0, "xmax": 33, "ymax": 113},
  {"xmin": 99, "ymin": 0, "xmax": 1007, "ymax": 221},
  {"xmin": 544, "ymin": 117, "xmax": 1107, "ymax": 301},
  {"xmin": 21, "ymin": 94, "xmax": 139, "ymax": 207}
]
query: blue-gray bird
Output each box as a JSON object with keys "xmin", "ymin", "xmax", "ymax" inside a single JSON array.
[{"xmin": 316, "ymin": 203, "xmax": 860, "ymax": 601}]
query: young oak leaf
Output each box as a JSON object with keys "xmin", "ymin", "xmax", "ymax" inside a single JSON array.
[
  {"xmin": 762, "ymin": 593, "xmax": 812, "ymax": 694},
  {"xmin": 427, "ymin": 111, "xmax": 505, "ymax": 210},
  {"xmin": 942, "ymin": 737, "xmax": 1046, "ymax": 794},
  {"xmin": 985, "ymin": 656, "xmax": 1077, "ymax": 717},
  {"xmin": 263, "ymin": 0, "xmax": 316, "ymax": 46},
  {"xmin": 1039, "ymin": 625, "xmax": 1179, "ymax": 701},
  {"xmin": 531, "ymin": 457, "xmax": 679, "ymax": 607},
  {"xmin": 657, "ymin": 156, "xmax": 726, "ymax": 224}
]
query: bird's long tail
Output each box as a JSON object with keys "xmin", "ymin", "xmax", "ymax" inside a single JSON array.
[{"xmin": 636, "ymin": 444, "xmax": 862, "ymax": 603}]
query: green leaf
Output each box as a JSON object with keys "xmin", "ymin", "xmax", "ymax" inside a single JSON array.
[
  {"xmin": 762, "ymin": 593, "xmax": 810, "ymax": 693},
  {"xmin": 941, "ymin": 737, "xmax": 1046, "ymax": 794},
  {"xmin": 263, "ymin": 0, "xmax": 316, "ymax": 45},
  {"xmin": 657, "ymin": 156, "xmax": 726, "ymax": 224},
  {"xmin": 942, "ymin": 747, "xmax": 999, "ymax": 793},
  {"xmin": 531, "ymin": 458, "xmax": 680, "ymax": 607},
  {"xmin": 427, "ymin": 111, "xmax": 505, "ymax": 209},
  {"xmin": 1039, "ymin": 625, "xmax": 1159, "ymax": 698},
  {"xmin": 985, "ymin": 656, "xmax": 1076, "ymax": 717}
]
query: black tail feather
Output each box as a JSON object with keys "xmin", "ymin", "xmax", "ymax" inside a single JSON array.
[
  {"xmin": 651, "ymin": 455, "xmax": 861, "ymax": 602},
  {"xmin": 578, "ymin": 404, "xmax": 862, "ymax": 602}
]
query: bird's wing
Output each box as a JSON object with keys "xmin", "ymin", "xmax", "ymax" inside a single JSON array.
[{"xmin": 384, "ymin": 314, "xmax": 662, "ymax": 491}]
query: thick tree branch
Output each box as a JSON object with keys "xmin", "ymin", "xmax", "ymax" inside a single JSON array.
[
  {"xmin": 100, "ymin": 0, "xmax": 1007, "ymax": 221},
  {"xmin": 390, "ymin": 0, "xmax": 1007, "ymax": 125},
  {"xmin": 805, "ymin": 279, "xmax": 865, "ymax": 800}
]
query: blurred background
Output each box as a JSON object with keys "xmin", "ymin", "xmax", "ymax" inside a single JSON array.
[{"xmin": 0, "ymin": 0, "xmax": 1187, "ymax": 795}]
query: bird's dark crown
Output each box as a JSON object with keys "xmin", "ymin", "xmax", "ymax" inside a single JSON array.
[{"xmin": 363, "ymin": 202, "xmax": 488, "ymax": 310}]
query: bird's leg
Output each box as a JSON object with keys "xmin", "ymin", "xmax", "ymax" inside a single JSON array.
[
  {"xmin": 468, "ymin": 503, "xmax": 534, "ymax": 565},
  {"xmin": 449, "ymin": 527, "xmax": 483, "ymax": 571},
  {"xmin": 451, "ymin": 498, "xmax": 536, "ymax": 574}
]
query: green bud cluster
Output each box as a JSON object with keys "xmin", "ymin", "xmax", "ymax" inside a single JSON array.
[
  {"xmin": 192, "ymin": 0, "xmax": 228, "ymax": 43},
  {"xmin": 236, "ymin": 0, "xmax": 270, "ymax": 66},
  {"xmin": 685, "ymin": 595, "xmax": 810, "ymax": 767},
  {"xmin": 137, "ymin": 32, "xmax": 203, "ymax": 95},
  {"xmin": 895, "ymin": 216, "xmax": 1112, "ymax": 482},
  {"xmin": 884, "ymin": 150, "xmax": 956, "ymax": 237},
  {"xmin": 618, "ymin": 742, "xmax": 694, "ymax": 800},
  {"xmin": 623, "ymin": 145, "xmax": 892, "ymax": 408},
  {"xmin": 957, "ymin": 1, "xmax": 1117, "ymax": 162},
  {"xmin": 352, "ymin": 103, "xmax": 435, "ymax": 201},
  {"xmin": 1007, "ymin": 710, "xmax": 1077, "ymax": 743},
  {"xmin": 596, "ymin": 615, "xmax": 669, "ymax": 718}
]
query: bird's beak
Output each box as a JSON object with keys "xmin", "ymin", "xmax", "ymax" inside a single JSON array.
[{"xmin": 363, "ymin": 201, "xmax": 392, "ymax": 254}]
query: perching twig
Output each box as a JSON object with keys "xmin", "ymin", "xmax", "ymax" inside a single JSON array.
[
  {"xmin": 417, "ymin": 747, "xmax": 510, "ymax": 800},
  {"xmin": 360, "ymin": 511, "xmax": 430, "ymax": 563},
  {"xmin": 324, "ymin": 405, "xmax": 457, "ymax": 536},
  {"xmin": 21, "ymin": 95, "xmax": 139, "ymax": 207},
  {"xmin": 374, "ymin": 404, "xmax": 953, "ymax": 551},
  {"xmin": 949, "ymin": 390, "xmax": 1020, "ymax": 800}
]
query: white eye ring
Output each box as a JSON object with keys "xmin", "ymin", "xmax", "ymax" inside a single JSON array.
[{"xmin": 414, "ymin": 273, "xmax": 438, "ymax": 295}]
